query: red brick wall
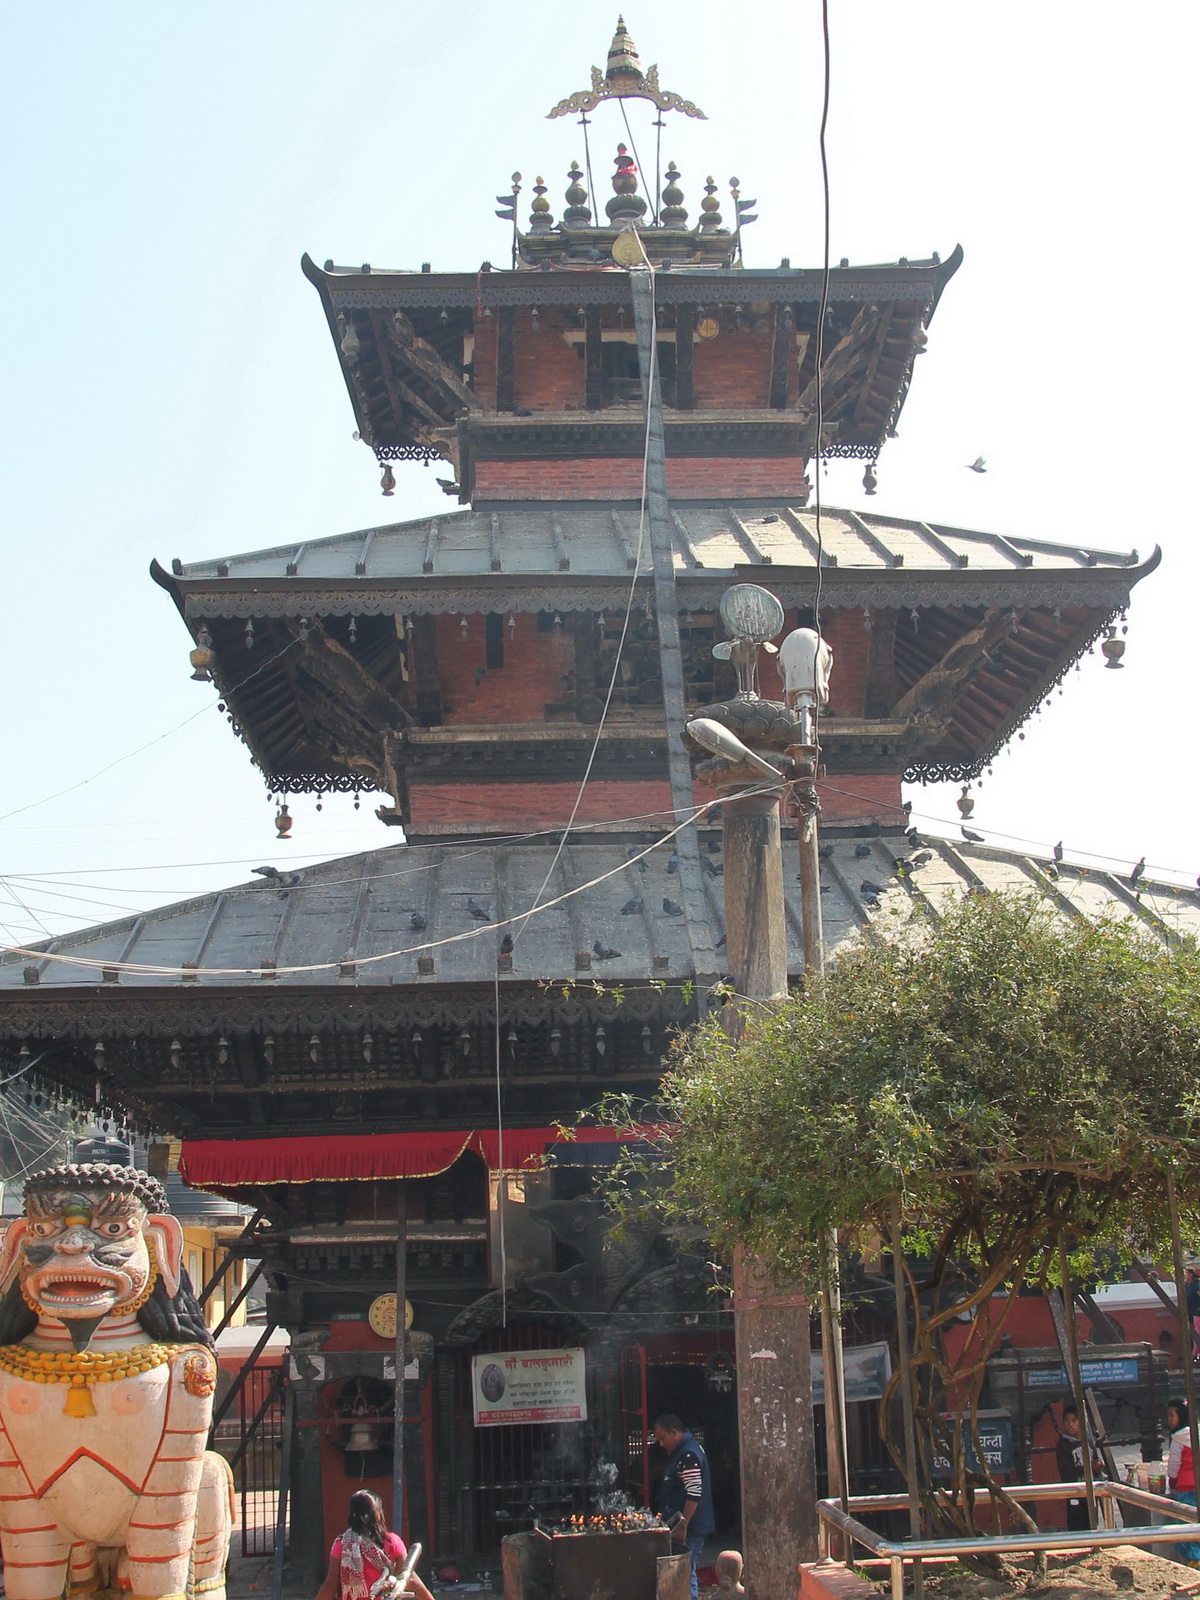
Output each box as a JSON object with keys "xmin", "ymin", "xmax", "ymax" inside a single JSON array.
[
  {"xmin": 513, "ymin": 311, "xmax": 582, "ymax": 410},
  {"xmin": 821, "ymin": 609, "xmax": 869, "ymax": 718},
  {"xmin": 433, "ymin": 613, "xmax": 573, "ymax": 724},
  {"xmin": 407, "ymin": 773, "xmax": 901, "ymax": 833},
  {"xmin": 408, "ymin": 779, "xmax": 676, "ymax": 833},
  {"xmin": 474, "ymin": 456, "xmax": 812, "ymax": 501},
  {"xmin": 692, "ymin": 330, "xmax": 773, "ymax": 407}
]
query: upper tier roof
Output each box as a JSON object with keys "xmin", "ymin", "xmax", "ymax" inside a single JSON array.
[{"xmin": 160, "ymin": 503, "xmax": 1152, "ymax": 620}]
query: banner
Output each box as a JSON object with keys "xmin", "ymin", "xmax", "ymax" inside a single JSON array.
[
  {"xmin": 472, "ymin": 1347, "xmax": 587, "ymax": 1426},
  {"xmin": 810, "ymin": 1340, "xmax": 893, "ymax": 1405}
]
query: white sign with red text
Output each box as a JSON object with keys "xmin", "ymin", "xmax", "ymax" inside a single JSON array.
[{"xmin": 471, "ymin": 1347, "xmax": 587, "ymax": 1426}]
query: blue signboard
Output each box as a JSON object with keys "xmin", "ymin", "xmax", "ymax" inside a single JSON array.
[
  {"xmin": 932, "ymin": 1412, "xmax": 1013, "ymax": 1477},
  {"xmin": 1025, "ymin": 1357, "xmax": 1139, "ymax": 1389}
]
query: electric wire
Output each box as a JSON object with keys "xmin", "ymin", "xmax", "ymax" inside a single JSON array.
[
  {"xmin": 508, "ymin": 254, "xmax": 658, "ymax": 951},
  {"xmin": 0, "ymin": 789, "xmax": 738, "ymax": 980},
  {"xmin": 0, "ymin": 637, "xmax": 302, "ymax": 828},
  {"xmin": 811, "ymin": 0, "xmax": 833, "ymax": 632}
]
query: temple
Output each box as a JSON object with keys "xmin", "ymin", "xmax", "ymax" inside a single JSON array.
[{"xmin": 0, "ymin": 16, "xmax": 1163, "ymax": 1581}]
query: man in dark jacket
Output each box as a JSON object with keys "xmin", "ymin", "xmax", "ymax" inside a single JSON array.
[{"xmin": 653, "ymin": 1414, "xmax": 715, "ymax": 1600}]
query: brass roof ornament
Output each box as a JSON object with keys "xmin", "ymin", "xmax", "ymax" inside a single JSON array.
[{"xmin": 546, "ymin": 15, "xmax": 706, "ymax": 121}]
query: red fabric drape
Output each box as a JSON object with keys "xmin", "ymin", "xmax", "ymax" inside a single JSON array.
[{"xmin": 178, "ymin": 1125, "xmax": 642, "ymax": 1189}]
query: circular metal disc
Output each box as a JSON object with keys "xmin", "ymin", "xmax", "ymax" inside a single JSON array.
[
  {"xmin": 719, "ymin": 583, "xmax": 785, "ymax": 643},
  {"xmin": 611, "ymin": 229, "xmax": 645, "ymax": 266}
]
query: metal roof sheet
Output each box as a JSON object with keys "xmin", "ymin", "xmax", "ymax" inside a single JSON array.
[
  {"xmin": 3, "ymin": 834, "xmax": 1192, "ymax": 998},
  {"xmin": 171, "ymin": 506, "xmax": 1142, "ymax": 588}
]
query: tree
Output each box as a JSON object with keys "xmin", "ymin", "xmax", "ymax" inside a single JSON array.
[{"xmin": 601, "ymin": 891, "xmax": 1200, "ymax": 1539}]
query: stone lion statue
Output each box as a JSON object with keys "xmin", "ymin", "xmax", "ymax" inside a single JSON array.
[{"xmin": 0, "ymin": 1163, "xmax": 233, "ymax": 1600}]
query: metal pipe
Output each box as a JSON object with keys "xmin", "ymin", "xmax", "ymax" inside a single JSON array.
[
  {"xmin": 393, "ymin": 1185, "xmax": 408, "ymax": 1535},
  {"xmin": 270, "ymin": 1382, "xmax": 295, "ymax": 1600},
  {"xmin": 208, "ymin": 1321, "xmax": 279, "ymax": 1437},
  {"xmin": 1057, "ymin": 1231, "xmax": 1098, "ymax": 1528},
  {"xmin": 1165, "ymin": 1168, "xmax": 1200, "ymax": 1497},
  {"xmin": 890, "ymin": 1198, "xmax": 923, "ymax": 1600}
]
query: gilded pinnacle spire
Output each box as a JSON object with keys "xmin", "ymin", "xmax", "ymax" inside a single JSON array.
[
  {"xmin": 606, "ymin": 16, "xmax": 641, "ymax": 81},
  {"xmin": 546, "ymin": 16, "xmax": 706, "ymax": 120}
]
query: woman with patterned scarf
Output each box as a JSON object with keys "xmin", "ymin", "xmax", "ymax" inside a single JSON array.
[{"xmin": 314, "ymin": 1492, "xmax": 435, "ymax": 1600}]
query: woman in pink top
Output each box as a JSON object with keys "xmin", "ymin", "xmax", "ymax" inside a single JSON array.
[{"xmin": 314, "ymin": 1491, "xmax": 435, "ymax": 1600}]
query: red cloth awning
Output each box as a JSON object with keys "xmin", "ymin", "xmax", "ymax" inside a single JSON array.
[{"xmin": 178, "ymin": 1125, "xmax": 644, "ymax": 1189}]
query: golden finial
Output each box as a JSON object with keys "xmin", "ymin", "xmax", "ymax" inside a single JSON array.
[{"xmin": 546, "ymin": 17, "xmax": 706, "ymax": 120}]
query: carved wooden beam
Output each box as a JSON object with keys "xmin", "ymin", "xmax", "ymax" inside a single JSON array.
[
  {"xmin": 387, "ymin": 310, "xmax": 482, "ymax": 413},
  {"xmin": 863, "ymin": 607, "xmax": 899, "ymax": 717},
  {"xmin": 496, "ymin": 307, "xmax": 515, "ymax": 410},
  {"xmin": 674, "ymin": 305, "xmax": 695, "ymax": 410},
  {"xmin": 290, "ymin": 623, "xmax": 412, "ymax": 731},
  {"xmin": 890, "ymin": 608, "xmax": 1017, "ymax": 722},
  {"xmin": 768, "ymin": 303, "xmax": 792, "ymax": 409},
  {"xmin": 585, "ymin": 306, "xmax": 603, "ymax": 410},
  {"xmin": 409, "ymin": 615, "xmax": 443, "ymax": 725}
]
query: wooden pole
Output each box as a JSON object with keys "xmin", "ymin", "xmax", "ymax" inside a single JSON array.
[
  {"xmin": 1057, "ymin": 1231, "xmax": 1097, "ymax": 1529},
  {"xmin": 890, "ymin": 1198, "xmax": 923, "ymax": 1600},
  {"xmin": 1165, "ymin": 1169, "xmax": 1200, "ymax": 1495},
  {"xmin": 393, "ymin": 1184, "xmax": 408, "ymax": 1537}
]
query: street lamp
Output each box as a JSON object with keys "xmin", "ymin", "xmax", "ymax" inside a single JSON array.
[{"xmin": 685, "ymin": 717, "xmax": 786, "ymax": 782}]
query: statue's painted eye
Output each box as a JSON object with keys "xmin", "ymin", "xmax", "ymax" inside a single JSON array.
[
  {"xmin": 28, "ymin": 1221, "xmax": 58, "ymax": 1237},
  {"xmin": 100, "ymin": 1221, "xmax": 127, "ymax": 1237}
]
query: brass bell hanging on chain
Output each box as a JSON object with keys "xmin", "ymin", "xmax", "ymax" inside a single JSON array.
[
  {"xmin": 956, "ymin": 787, "xmax": 975, "ymax": 819},
  {"xmin": 1101, "ymin": 626, "xmax": 1126, "ymax": 669},
  {"xmin": 380, "ymin": 463, "xmax": 396, "ymax": 496},
  {"xmin": 274, "ymin": 804, "xmax": 293, "ymax": 839}
]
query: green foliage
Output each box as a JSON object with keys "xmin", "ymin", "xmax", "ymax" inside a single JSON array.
[
  {"xmin": 636, "ymin": 892, "xmax": 1200, "ymax": 1280},
  {"xmin": 596, "ymin": 890, "xmax": 1200, "ymax": 1540}
]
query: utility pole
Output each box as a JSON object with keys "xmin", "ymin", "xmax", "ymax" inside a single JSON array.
[{"xmin": 687, "ymin": 597, "xmax": 833, "ymax": 1600}]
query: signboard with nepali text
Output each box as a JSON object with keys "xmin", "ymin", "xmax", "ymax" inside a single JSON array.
[{"xmin": 471, "ymin": 1347, "xmax": 587, "ymax": 1427}]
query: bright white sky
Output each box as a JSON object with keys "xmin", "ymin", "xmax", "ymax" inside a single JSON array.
[{"xmin": 2, "ymin": 1, "xmax": 1197, "ymax": 944}]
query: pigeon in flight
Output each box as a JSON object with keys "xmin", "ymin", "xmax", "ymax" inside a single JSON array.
[
  {"xmin": 620, "ymin": 897, "xmax": 644, "ymax": 915},
  {"xmin": 593, "ymin": 939, "xmax": 622, "ymax": 961},
  {"xmin": 467, "ymin": 898, "xmax": 491, "ymax": 921},
  {"xmin": 961, "ymin": 826, "xmax": 985, "ymax": 843},
  {"xmin": 409, "ymin": 911, "xmax": 427, "ymax": 931},
  {"xmin": 662, "ymin": 897, "xmax": 684, "ymax": 917},
  {"xmin": 966, "ymin": 456, "xmax": 987, "ymax": 473}
]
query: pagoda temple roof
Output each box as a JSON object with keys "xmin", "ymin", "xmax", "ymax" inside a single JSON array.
[
  {"xmin": 4, "ymin": 831, "xmax": 1191, "ymax": 1138},
  {"xmin": 3, "ymin": 831, "xmax": 1193, "ymax": 1004},
  {"xmin": 158, "ymin": 504, "xmax": 1154, "ymax": 621}
]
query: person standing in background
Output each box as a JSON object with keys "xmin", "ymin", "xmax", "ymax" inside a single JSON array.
[{"xmin": 653, "ymin": 1414, "xmax": 715, "ymax": 1600}]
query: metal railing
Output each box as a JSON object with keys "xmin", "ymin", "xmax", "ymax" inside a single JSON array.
[{"xmin": 817, "ymin": 1481, "xmax": 1200, "ymax": 1600}]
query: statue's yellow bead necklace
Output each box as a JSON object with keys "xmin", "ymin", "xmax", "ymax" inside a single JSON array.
[{"xmin": 0, "ymin": 1342, "xmax": 179, "ymax": 1385}]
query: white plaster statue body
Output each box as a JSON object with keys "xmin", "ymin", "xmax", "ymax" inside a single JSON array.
[{"xmin": 0, "ymin": 1165, "xmax": 232, "ymax": 1600}]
